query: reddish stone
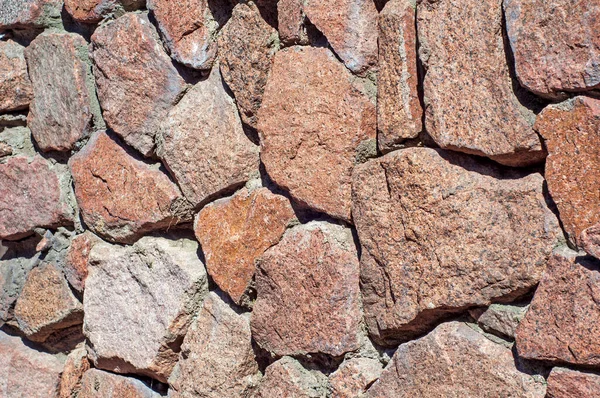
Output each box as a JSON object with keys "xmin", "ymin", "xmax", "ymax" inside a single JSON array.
[
  {"xmin": 277, "ymin": 0, "xmax": 308, "ymax": 45},
  {"xmin": 504, "ymin": 0, "xmax": 600, "ymax": 99},
  {"xmin": 0, "ymin": 155, "xmax": 74, "ymax": 241},
  {"xmin": 535, "ymin": 96, "xmax": 600, "ymax": 246},
  {"xmin": 65, "ymin": 0, "xmax": 145, "ymax": 23},
  {"xmin": 352, "ymin": 148, "xmax": 562, "ymax": 345},
  {"xmin": 251, "ymin": 356, "xmax": 328, "ymax": 398},
  {"xmin": 329, "ymin": 358, "xmax": 382, "ymax": 398},
  {"xmin": 69, "ymin": 131, "xmax": 191, "ymax": 244},
  {"xmin": 516, "ymin": 248, "xmax": 600, "ymax": 366},
  {"xmin": 417, "ymin": 0, "xmax": 545, "ymax": 167},
  {"xmin": 581, "ymin": 223, "xmax": 600, "ymax": 260},
  {"xmin": 251, "ymin": 221, "xmax": 362, "ymax": 357},
  {"xmin": 64, "ymin": 232, "xmax": 97, "ymax": 292},
  {"xmin": 195, "ymin": 187, "xmax": 295, "ymax": 305},
  {"xmin": 0, "ymin": 0, "xmax": 63, "ymax": 29},
  {"xmin": 257, "ymin": 46, "xmax": 376, "ymax": 222},
  {"xmin": 79, "ymin": 369, "xmax": 162, "ymax": 398},
  {"xmin": 0, "ymin": 40, "xmax": 33, "ymax": 113},
  {"xmin": 546, "ymin": 367, "xmax": 600, "ymax": 398},
  {"xmin": 59, "ymin": 345, "xmax": 90, "ymax": 398},
  {"xmin": 91, "ymin": 12, "xmax": 187, "ymax": 156}
]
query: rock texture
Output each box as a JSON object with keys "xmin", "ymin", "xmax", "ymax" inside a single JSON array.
[
  {"xmin": 157, "ymin": 66, "xmax": 259, "ymax": 207},
  {"xmin": 328, "ymin": 358, "xmax": 382, "ymax": 398},
  {"xmin": 0, "ymin": 245, "xmax": 39, "ymax": 327},
  {"xmin": 195, "ymin": 187, "xmax": 295, "ymax": 305},
  {"xmin": 258, "ymin": 46, "xmax": 376, "ymax": 221},
  {"xmin": 79, "ymin": 369, "xmax": 162, "ymax": 398},
  {"xmin": 0, "ymin": 40, "xmax": 33, "ymax": 112},
  {"xmin": 69, "ymin": 131, "xmax": 190, "ymax": 244},
  {"xmin": 65, "ymin": 0, "xmax": 145, "ymax": 23},
  {"xmin": 504, "ymin": 0, "xmax": 600, "ymax": 99},
  {"xmin": 251, "ymin": 356, "xmax": 328, "ymax": 398},
  {"xmin": 169, "ymin": 292, "xmax": 261, "ymax": 398},
  {"xmin": 0, "ymin": 0, "xmax": 63, "ymax": 29},
  {"xmin": 251, "ymin": 221, "xmax": 362, "ymax": 357},
  {"xmin": 352, "ymin": 148, "xmax": 562, "ymax": 344},
  {"xmin": 469, "ymin": 303, "xmax": 528, "ymax": 339},
  {"xmin": 63, "ymin": 232, "xmax": 96, "ymax": 293},
  {"xmin": 277, "ymin": 0, "xmax": 308, "ymax": 45},
  {"xmin": 581, "ymin": 223, "xmax": 600, "ymax": 260},
  {"xmin": 546, "ymin": 367, "xmax": 600, "ymax": 398},
  {"xmin": 84, "ymin": 237, "xmax": 208, "ymax": 382},
  {"xmin": 417, "ymin": 0, "xmax": 545, "ymax": 167},
  {"xmin": 91, "ymin": 12, "xmax": 187, "ymax": 156},
  {"xmin": 60, "ymin": 345, "xmax": 90, "ymax": 398}
]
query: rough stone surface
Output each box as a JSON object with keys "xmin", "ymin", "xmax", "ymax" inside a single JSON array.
[
  {"xmin": 59, "ymin": 344, "xmax": 90, "ymax": 398},
  {"xmin": 251, "ymin": 356, "xmax": 328, "ymax": 398},
  {"xmin": 328, "ymin": 358, "xmax": 382, "ymax": 398},
  {"xmin": 258, "ymin": 47, "xmax": 376, "ymax": 221},
  {"xmin": 0, "ymin": 125, "xmax": 35, "ymax": 158},
  {"xmin": 25, "ymin": 32, "xmax": 94, "ymax": 152},
  {"xmin": 65, "ymin": 0, "xmax": 145, "ymax": 23},
  {"xmin": 157, "ymin": 66, "xmax": 259, "ymax": 207},
  {"xmin": 251, "ymin": 221, "xmax": 362, "ymax": 357},
  {"xmin": 352, "ymin": 148, "xmax": 562, "ymax": 344},
  {"xmin": 79, "ymin": 369, "xmax": 162, "ymax": 398},
  {"xmin": 535, "ymin": 96, "xmax": 600, "ymax": 246},
  {"xmin": 417, "ymin": 0, "xmax": 545, "ymax": 167},
  {"xmin": 304, "ymin": 0, "xmax": 378, "ymax": 75},
  {"xmin": 0, "ymin": 40, "xmax": 33, "ymax": 113},
  {"xmin": 0, "ymin": 0, "xmax": 63, "ymax": 29},
  {"xmin": 218, "ymin": 2, "xmax": 278, "ymax": 129},
  {"xmin": 0, "ymin": 331, "xmax": 65, "ymax": 398},
  {"xmin": 84, "ymin": 237, "xmax": 208, "ymax": 382},
  {"xmin": 169, "ymin": 292, "xmax": 261, "ymax": 398},
  {"xmin": 69, "ymin": 131, "xmax": 190, "ymax": 244},
  {"xmin": 546, "ymin": 367, "xmax": 600, "ymax": 398},
  {"xmin": 469, "ymin": 303, "xmax": 528, "ymax": 339},
  {"xmin": 195, "ymin": 187, "xmax": 295, "ymax": 305},
  {"xmin": 504, "ymin": 0, "xmax": 600, "ymax": 99},
  {"xmin": 91, "ymin": 12, "xmax": 187, "ymax": 156},
  {"xmin": 0, "ymin": 155, "xmax": 74, "ymax": 241},
  {"xmin": 277, "ymin": 0, "xmax": 308, "ymax": 45},
  {"xmin": 516, "ymin": 247, "xmax": 600, "ymax": 366},
  {"xmin": 367, "ymin": 322, "xmax": 546, "ymax": 397},
  {"xmin": 581, "ymin": 222, "xmax": 600, "ymax": 260},
  {"xmin": 63, "ymin": 232, "xmax": 97, "ymax": 292},
  {"xmin": 377, "ymin": 0, "xmax": 422, "ymax": 152}
]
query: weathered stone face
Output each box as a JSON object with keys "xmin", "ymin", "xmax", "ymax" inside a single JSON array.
[
  {"xmin": 277, "ymin": 0, "xmax": 308, "ymax": 45},
  {"xmin": 328, "ymin": 358, "xmax": 383, "ymax": 398},
  {"xmin": 84, "ymin": 237, "xmax": 208, "ymax": 382},
  {"xmin": 251, "ymin": 356, "xmax": 328, "ymax": 398},
  {"xmin": 0, "ymin": 40, "xmax": 33, "ymax": 113},
  {"xmin": 169, "ymin": 292, "xmax": 262, "ymax": 398},
  {"xmin": 546, "ymin": 367, "xmax": 600, "ymax": 398},
  {"xmin": 59, "ymin": 345, "xmax": 90, "ymax": 398},
  {"xmin": 469, "ymin": 303, "xmax": 528, "ymax": 339},
  {"xmin": 504, "ymin": 0, "xmax": 600, "ymax": 99},
  {"xmin": 79, "ymin": 369, "xmax": 163, "ymax": 398},
  {"xmin": 63, "ymin": 232, "xmax": 97, "ymax": 293},
  {"xmin": 417, "ymin": 0, "xmax": 545, "ymax": 167},
  {"xmin": 258, "ymin": 46, "xmax": 376, "ymax": 222},
  {"xmin": 251, "ymin": 221, "xmax": 362, "ymax": 357},
  {"xmin": 366, "ymin": 322, "xmax": 546, "ymax": 397},
  {"xmin": 535, "ymin": 96, "xmax": 600, "ymax": 246},
  {"xmin": 352, "ymin": 148, "xmax": 562, "ymax": 345},
  {"xmin": 581, "ymin": 223, "xmax": 600, "ymax": 260},
  {"xmin": 64, "ymin": 0, "xmax": 145, "ymax": 23},
  {"xmin": 91, "ymin": 12, "xmax": 187, "ymax": 156},
  {"xmin": 0, "ymin": 0, "xmax": 63, "ymax": 29}
]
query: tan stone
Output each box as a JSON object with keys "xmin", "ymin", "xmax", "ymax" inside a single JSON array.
[
  {"xmin": 251, "ymin": 356, "xmax": 327, "ymax": 398},
  {"xmin": 59, "ymin": 344, "xmax": 90, "ymax": 398},
  {"xmin": 0, "ymin": 0, "xmax": 63, "ymax": 29},
  {"xmin": 546, "ymin": 367, "xmax": 600, "ymax": 398},
  {"xmin": 329, "ymin": 358, "xmax": 382, "ymax": 398},
  {"xmin": 79, "ymin": 369, "xmax": 162, "ymax": 398},
  {"xmin": 65, "ymin": 0, "xmax": 145, "ymax": 23},
  {"xmin": 0, "ymin": 40, "xmax": 33, "ymax": 113}
]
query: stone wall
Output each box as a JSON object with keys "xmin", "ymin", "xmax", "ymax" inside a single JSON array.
[{"xmin": 0, "ymin": 0, "xmax": 599, "ymax": 396}]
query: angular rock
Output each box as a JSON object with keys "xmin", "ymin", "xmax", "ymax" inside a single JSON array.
[
  {"xmin": 0, "ymin": 40, "xmax": 33, "ymax": 112},
  {"xmin": 516, "ymin": 247, "xmax": 600, "ymax": 366},
  {"xmin": 25, "ymin": 32, "xmax": 95, "ymax": 152},
  {"xmin": 504, "ymin": 0, "xmax": 600, "ymax": 99},
  {"xmin": 59, "ymin": 344, "xmax": 90, "ymax": 398},
  {"xmin": 581, "ymin": 223, "xmax": 600, "ymax": 260},
  {"xmin": 352, "ymin": 148, "xmax": 562, "ymax": 345},
  {"xmin": 366, "ymin": 322, "xmax": 546, "ymax": 397},
  {"xmin": 535, "ymin": 96, "xmax": 600, "ymax": 246},
  {"xmin": 218, "ymin": 2, "xmax": 278, "ymax": 129},
  {"xmin": 377, "ymin": 0, "xmax": 422, "ymax": 152},
  {"xmin": 79, "ymin": 369, "xmax": 162, "ymax": 398},
  {"xmin": 91, "ymin": 12, "xmax": 186, "ymax": 156},
  {"xmin": 251, "ymin": 221, "xmax": 362, "ymax": 357},
  {"xmin": 157, "ymin": 66, "xmax": 259, "ymax": 207},
  {"xmin": 417, "ymin": 0, "xmax": 545, "ymax": 167},
  {"xmin": 63, "ymin": 232, "xmax": 96, "ymax": 292},
  {"xmin": 65, "ymin": 0, "xmax": 145, "ymax": 23},
  {"xmin": 0, "ymin": 155, "xmax": 74, "ymax": 240},
  {"xmin": 169, "ymin": 292, "xmax": 261, "ymax": 398},
  {"xmin": 14, "ymin": 263, "xmax": 83, "ymax": 342},
  {"xmin": 546, "ymin": 367, "xmax": 600, "ymax": 398},
  {"xmin": 469, "ymin": 303, "xmax": 528, "ymax": 339},
  {"xmin": 329, "ymin": 358, "xmax": 382, "ymax": 398},
  {"xmin": 304, "ymin": 0, "xmax": 378, "ymax": 75},
  {"xmin": 0, "ymin": 0, "xmax": 63, "ymax": 29},
  {"xmin": 0, "ymin": 125, "xmax": 35, "ymax": 158},
  {"xmin": 251, "ymin": 356, "xmax": 328, "ymax": 398},
  {"xmin": 195, "ymin": 187, "xmax": 295, "ymax": 305},
  {"xmin": 277, "ymin": 0, "xmax": 308, "ymax": 45},
  {"xmin": 84, "ymin": 237, "xmax": 208, "ymax": 382},
  {"xmin": 257, "ymin": 47, "xmax": 376, "ymax": 221},
  {"xmin": 69, "ymin": 131, "xmax": 190, "ymax": 244}
]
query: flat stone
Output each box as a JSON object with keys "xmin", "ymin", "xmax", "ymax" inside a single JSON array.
[
  {"xmin": 91, "ymin": 12, "xmax": 187, "ymax": 156},
  {"xmin": 79, "ymin": 369, "xmax": 162, "ymax": 398},
  {"xmin": 546, "ymin": 367, "xmax": 600, "ymax": 398},
  {"xmin": 25, "ymin": 32, "xmax": 94, "ymax": 152},
  {"xmin": 251, "ymin": 221, "xmax": 362, "ymax": 357},
  {"xmin": 417, "ymin": 0, "xmax": 545, "ymax": 167},
  {"xmin": 0, "ymin": 40, "xmax": 33, "ymax": 112},
  {"xmin": 304, "ymin": 0, "xmax": 378, "ymax": 75},
  {"xmin": 251, "ymin": 356, "xmax": 328, "ymax": 398},
  {"xmin": 195, "ymin": 187, "xmax": 295, "ymax": 305},
  {"xmin": 69, "ymin": 131, "xmax": 191, "ymax": 244},
  {"xmin": 366, "ymin": 322, "xmax": 546, "ymax": 397},
  {"xmin": 59, "ymin": 344, "xmax": 90, "ymax": 398},
  {"xmin": 0, "ymin": 155, "xmax": 74, "ymax": 241},
  {"xmin": 352, "ymin": 148, "xmax": 562, "ymax": 345},
  {"xmin": 328, "ymin": 358, "xmax": 382, "ymax": 398},
  {"xmin": 504, "ymin": 0, "xmax": 600, "ymax": 99},
  {"xmin": 84, "ymin": 237, "xmax": 208, "ymax": 382},
  {"xmin": 168, "ymin": 292, "xmax": 261, "ymax": 398},
  {"xmin": 535, "ymin": 96, "xmax": 600, "ymax": 246},
  {"xmin": 0, "ymin": 0, "xmax": 63, "ymax": 29},
  {"xmin": 63, "ymin": 232, "xmax": 96, "ymax": 293},
  {"xmin": 277, "ymin": 0, "xmax": 308, "ymax": 45},
  {"xmin": 581, "ymin": 223, "xmax": 600, "ymax": 260},
  {"xmin": 516, "ymin": 247, "xmax": 600, "ymax": 367},
  {"xmin": 65, "ymin": 0, "xmax": 145, "ymax": 23},
  {"xmin": 469, "ymin": 303, "xmax": 528, "ymax": 339},
  {"xmin": 157, "ymin": 66, "xmax": 259, "ymax": 207},
  {"xmin": 377, "ymin": 0, "xmax": 422, "ymax": 152},
  {"xmin": 218, "ymin": 2, "xmax": 278, "ymax": 129},
  {"xmin": 257, "ymin": 46, "xmax": 376, "ymax": 222}
]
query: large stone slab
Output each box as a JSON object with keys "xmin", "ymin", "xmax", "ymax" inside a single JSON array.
[
  {"xmin": 0, "ymin": 40, "xmax": 33, "ymax": 113},
  {"xmin": 257, "ymin": 46, "xmax": 376, "ymax": 222},
  {"xmin": 352, "ymin": 148, "xmax": 562, "ymax": 345},
  {"xmin": 417, "ymin": 0, "xmax": 545, "ymax": 167},
  {"xmin": 79, "ymin": 369, "xmax": 162, "ymax": 398},
  {"xmin": 0, "ymin": 0, "xmax": 63, "ymax": 29},
  {"xmin": 65, "ymin": 0, "xmax": 145, "ymax": 23},
  {"xmin": 251, "ymin": 356, "xmax": 328, "ymax": 398},
  {"xmin": 546, "ymin": 367, "xmax": 600, "ymax": 398}
]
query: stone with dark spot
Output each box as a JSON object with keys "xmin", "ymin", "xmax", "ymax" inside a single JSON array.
[
  {"xmin": 63, "ymin": 232, "xmax": 97, "ymax": 292},
  {"xmin": 277, "ymin": 0, "xmax": 308, "ymax": 45},
  {"xmin": 0, "ymin": 40, "xmax": 33, "ymax": 113},
  {"xmin": 59, "ymin": 344, "xmax": 90, "ymax": 398},
  {"xmin": 65, "ymin": 0, "xmax": 145, "ymax": 23}
]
